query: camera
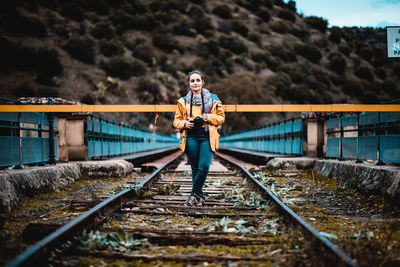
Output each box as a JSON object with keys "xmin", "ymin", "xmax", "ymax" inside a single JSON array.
[{"xmin": 192, "ymin": 116, "xmax": 204, "ymax": 127}]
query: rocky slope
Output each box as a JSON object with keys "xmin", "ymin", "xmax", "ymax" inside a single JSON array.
[{"xmin": 0, "ymin": 0, "xmax": 399, "ymax": 134}]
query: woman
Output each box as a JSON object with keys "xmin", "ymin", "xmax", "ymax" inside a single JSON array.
[{"xmin": 173, "ymin": 70, "xmax": 225, "ymax": 206}]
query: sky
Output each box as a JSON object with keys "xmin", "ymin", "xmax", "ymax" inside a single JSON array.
[{"xmin": 292, "ymin": 0, "xmax": 400, "ymax": 28}]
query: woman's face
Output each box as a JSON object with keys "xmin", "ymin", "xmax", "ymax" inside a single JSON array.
[{"xmin": 189, "ymin": 73, "xmax": 203, "ymax": 93}]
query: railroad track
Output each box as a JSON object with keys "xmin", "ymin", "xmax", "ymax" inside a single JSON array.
[{"xmin": 7, "ymin": 151, "xmax": 356, "ymax": 267}]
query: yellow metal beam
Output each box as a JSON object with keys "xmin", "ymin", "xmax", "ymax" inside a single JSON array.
[{"xmin": 0, "ymin": 104, "xmax": 399, "ymax": 112}]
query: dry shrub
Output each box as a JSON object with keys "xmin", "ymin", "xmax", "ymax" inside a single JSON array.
[
  {"xmin": 90, "ymin": 21, "xmax": 115, "ymax": 39},
  {"xmin": 231, "ymin": 20, "xmax": 249, "ymax": 37},
  {"xmin": 99, "ymin": 40, "xmax": 124, "ymax": 57},
  {"xmin": 209, "ymin": 72, "xmax": 273, "ymax": 132},
  {"xmin": 288, "ymin": 27, "xmax": 310, "ymax": 40},
  {"xmin": 219, "ymin": 35, "xmax": 248, "ymax": 54},
  {"xmin": 278, "ymin": 9, "xmax": 296, "ymax": 22},
  {"xmin": 354, "ymin": 66, "xmax": 374, "ymax": 81},
  {"xmin": 295, "ymin": 44, "xmax": 322, "ymax": 63},
  {"xmin": 338, "ymin": 44, "xmax": 352, "ymax": 56},
  {"xmin": 270, "ymin": 20, "xmax": 287, "ymax": 34},
  {"xmin": 212, "ymin": 5, "xmax": 232, "ymax": 19},
  {"xmin": 329, "ymin": 27, "xmax": 342, "ymax": 44},
  {"xmin": 63, "ymin": 37, "xmax": 95, "ymax": 64},
  {"xmin": 328, "ymin": 53, "xmax": 347, "ymax": 74},
  {"xmin": 256, "ymin": 8, "xmax": 271, "ymax": 22},
  {"xmin": 0, "ymin": 11, "xmax": 47, "ymax": 37},
  {"xmin": 103, "ymin": 55, "xmax": 146, "ymax": 80},
  {"xmin": 343, "ymin": 80, "xmax": 364, "ymax": 97},
  {"xmin": 304, "ymin": 16, "xmax": 327, "ymax": 33},
  {"xmin": 153, "ymin": 35, "xmax": 183, "ymax": 53}
]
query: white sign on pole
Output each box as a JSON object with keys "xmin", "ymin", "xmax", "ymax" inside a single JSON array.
[{"xmin": 387, "ymin": 26, "xmax": 400, "ymax": 58}]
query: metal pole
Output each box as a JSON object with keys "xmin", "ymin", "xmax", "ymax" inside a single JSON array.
[{"xmin": 48, "ymin": 98, "xmax": 56, "ymax": 165}]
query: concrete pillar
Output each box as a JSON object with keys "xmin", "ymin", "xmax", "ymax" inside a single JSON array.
[
  {"xmin": 55, "ymin": 112, "xmax": 89, "ymax": 161},
  {"xmin": 304, "ymin": 118, "xmax": 325, "ymax": 157}
]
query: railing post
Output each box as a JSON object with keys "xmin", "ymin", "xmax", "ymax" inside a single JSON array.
[
  {"xmin": 376, "ymin": 112, "xmax": 386, "ymax": 165},
  {"xmin": 14, "ymin": 112, "xmax": 23, "ymax": 169},
  {"xmin": 355, "ymin": 114, "xmax": 363, "ymax": 163},
  {"xmin": 339, "ymin": 115, "xmax": 345, "ymax": 161},
  {"xmin": 48, "ymin": 98, "xmax": 56, "ymax": 165}
]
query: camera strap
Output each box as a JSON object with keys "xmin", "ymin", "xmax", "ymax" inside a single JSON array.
[{"xmin": 189, "ymin": 90, "xmax": 205, "ymax": 118}]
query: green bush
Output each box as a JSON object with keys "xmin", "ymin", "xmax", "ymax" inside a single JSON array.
[
  {"xmin": 219, "ymin": 35, "xmax": 248, "ymax": 54},
  {"xmin": 153, "ymin": 35, "xmax": 183, "ymax": 53},
  {"xmin": 231, "ymin": 20, "xmax": 249, "ymax": 37},
  {"xmin": 304, "ymin": 16, "xmax": 328, "ymax": 33},
  {"xmin": 328, "ymin": 54, "xmax": 347, "ymax": 74},
  {"xmin": 63, "ymin": 37, "xmax": 95, "ymax": 64},
  {"xmin": 90, "ymin": 21, "xmax": 115, "ymax": 39},
  {"xmin": 278, "ymin": 9, "xmax": 296, "ymax": 22},
  {"xmin": 328, "ymin": 27, "xmax": 342, "ymax": 44},
  {"xmin": 295, "ymin": 44, "xmax": 322, "ymax": 63},
  {"xmin": 104, "ymin": 55, "xmax": 147, "ymax": 79},
  {"xmin": 354, "ymin": 66, "xmax": 373, "ymax": 81},
  {"xmin": 286, "ymin": 0, "xmax": 297, "ymax": 12},
  {"xmin": 99, "ymin": 40, "xmax": 124, "ymax": 57},
  {"xmin": 270, "ymin": 20, "xmax": 287, "ymax": 34},
  {"xmin": 212, "ymin": 5, "xmax": 232, "ymax": 19}
]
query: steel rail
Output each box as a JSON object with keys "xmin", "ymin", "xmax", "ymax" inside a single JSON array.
[
  {"xmin": 1, "ymin": 104, "xmax": 400, "ymax": 112},
  {"xmin": 6, "ymin": 151, "xmax": 182, "ymax": 267},
  {"xmin": 216, "ymin": 152, "xmax": 358, "ymax": 267}
]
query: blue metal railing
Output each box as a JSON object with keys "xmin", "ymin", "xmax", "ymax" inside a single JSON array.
[
  {"xmin": 220, "ymin": 118, "xmax": 303, "ymax": 155},
  {"xmin": 0, "ymin": 98, "xmax": 58, "ymax": 168},
  {"xmin": 85, "ymin": 115, "xmax": 178, "ymax": 159},
  {"xmin": 326, "ymin": 112, "xmax": 400, "ymax": 164}
]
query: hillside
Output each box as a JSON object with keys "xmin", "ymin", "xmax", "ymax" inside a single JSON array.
[{"xmin": 0, "ymin": 0, "xmax": 399, "ymax": 134}]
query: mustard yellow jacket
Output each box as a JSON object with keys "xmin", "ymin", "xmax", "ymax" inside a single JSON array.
[{"xmin": 173, "ymin": 93, "xmax": 225, "ymax": 152}]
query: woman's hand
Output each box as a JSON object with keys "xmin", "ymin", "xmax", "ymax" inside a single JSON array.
[
  {"xmin": 185, "ymin": 120, "xmax": 195, "ymax": 129},
  {"xmin": 202, "ymin": 114, "xmax": 208, "ymax": 122}
]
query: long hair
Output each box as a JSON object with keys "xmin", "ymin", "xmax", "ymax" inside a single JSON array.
[{"xmin": 185, "ymin": 70, "xmax": 205, "ymax": 88}]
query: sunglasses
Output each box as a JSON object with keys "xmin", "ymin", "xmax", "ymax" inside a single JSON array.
[{"xmin": 190, "ymin": 78, "xmax": 202, "ymax": 83}]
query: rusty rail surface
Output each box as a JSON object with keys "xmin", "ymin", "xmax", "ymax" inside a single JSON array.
[
  {"xmin": 8, "ymin": 150, "xmax": 357, "ymax": 266},
  {"xmin": 6, "ymin": 151, "xmax": 182, "ymax": 267},
  {"xmin": 216, "ymin": 152, "xmax": 357, "ymax": 267}
]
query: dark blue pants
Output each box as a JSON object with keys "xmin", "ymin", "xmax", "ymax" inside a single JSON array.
[{"xmin": 186, "ymin": 128, "xmax": 214, "ymax": 197}]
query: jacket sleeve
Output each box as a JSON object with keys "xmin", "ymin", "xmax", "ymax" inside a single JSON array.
[
  {"xmin": 173, "ymin": 101, "xmax": 187, "ymax": 130},
  {"xmin": 207, "ymin": 101, "xmax": 225, "ymax": 126}
]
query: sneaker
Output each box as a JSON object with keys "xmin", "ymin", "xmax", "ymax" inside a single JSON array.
[
  {"xmin": 185, "ymin": 194, "xmax": 197, "ymax": 206},
  {"xmin": 195, "ymin": 195, "xmax": 205, "ymax": 207}
]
